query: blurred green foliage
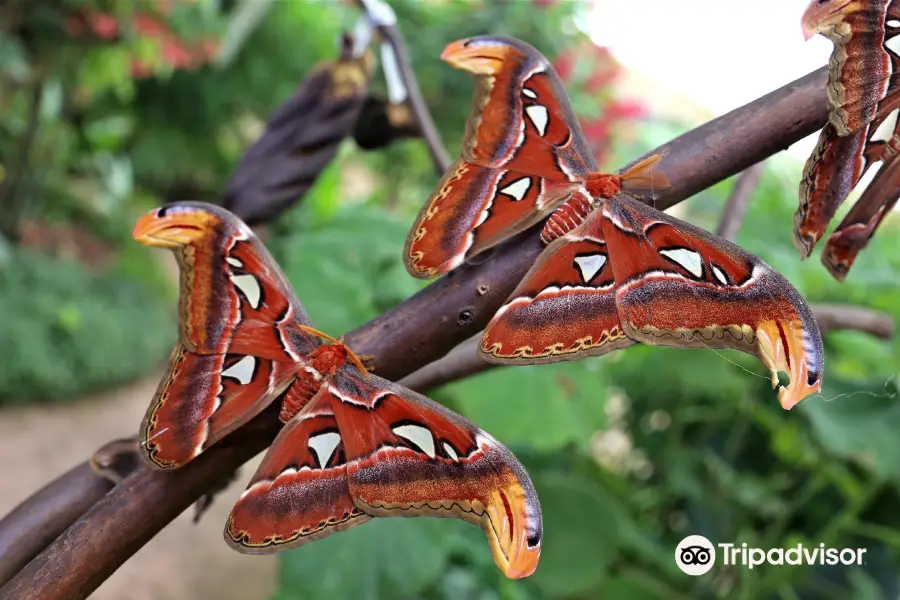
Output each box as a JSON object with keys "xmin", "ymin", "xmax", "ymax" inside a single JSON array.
[
  {"xmin": 2, "ymin": 1, "xmax": 900, "ymax": 599},
  {"xmin": 0, "ymin": 246, "xmax": 174, "ymax": 403}
]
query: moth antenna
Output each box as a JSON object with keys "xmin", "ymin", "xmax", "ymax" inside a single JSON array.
[{"xmin": 295, "ymin": 324, "xmax": 371, "ymax": 377}]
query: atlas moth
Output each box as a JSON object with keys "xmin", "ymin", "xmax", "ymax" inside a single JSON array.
[
  {"xmin": 133, "ymin": 201, "xmax": 542, "ymax": 579},
  {"xmin": 404, "ymin": 35, "xmax": 825, "ymax": 410}
]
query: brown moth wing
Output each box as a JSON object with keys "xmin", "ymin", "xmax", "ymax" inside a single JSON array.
[
  {"xmin": 448, "ymin": 36, "xmax": 594, "ymax": 178},
  {"xmin": 796, "ymin": 80, "xmax": 900, "ymax": 267},
  {"xmin": 822, "ymin": 148, "xmax": 900, "ymax": 279},
  {"xmin": 821, "ymin": 89, "xmax": 900, "ymax": 278},
  {"xmin": 403, "ymin": 35, "xmax": 596, "ymax": 279},
  {"xmin": 330, "ymin": 369, "xmax": 542, "ymax": 580},
  {"xmin": 795, "ymin": 124, "xmax": 869, "ymax": 257},
  {"xmin": 481, "ymin": 189, "xmax": 634, "ymax": 364},
  {"xmin": 139, "ymin": 345, "xmax": 301, "ymax": 469},
  {"xmin": 600, "ymin": 194, "xmax": 824, "ymax": 411},
  {"xmin": 225, "ymin": 386, "xmax": 371, "ymax": 552},
  {"xmin": 802, "ymin": 0, "xmax": 893, "ymax": 135},
  {"xmin": 797, "ymin": 3, "xmax": 900, "ymax": 273},
  {"xmin": 133, "ymin": 202, "xmax": 321, "ymax": 468},
  {"xmin": 404, "ymin": 160, "xmax": 565, "ymax": 278},
  {"xmin": 134, "ymin": 202, "xmax": 319, "ymax": 359},
  {"xmin": 227, "ymin": 367, "xmax": 543, "ymax": 580}
]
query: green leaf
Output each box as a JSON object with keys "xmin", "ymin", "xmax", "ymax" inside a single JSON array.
[
  {"xmin": 599, "ymin": 576, "xmax": 668, "ymax": 600},
  {"xmin": 528, "ymin": 472, "xmax": 623, "ymax": 596},
  {"xmin": 85, "ymin": 116, "xmax": 134, "ymax": 151},
  {"xmin": 803, "ymin": 378, "xmax": 900, "ymax": 481},
  {"xmin": 0, "ymin": 247, "xmax": 174, "ymax": 404},
  {"xmin": 445, "ymin": 361, "xmax": 608, "ymax": 453},
  {"xmin": 276, "ymin": 518, "xmax": 452, "ymax": 600},
  {"xmin": 77, "ymin": 47, "xmax": 135, "ymax": 102},
  {"xmin": 847, "ymin": 568, "xmax": 885, "ymax": 600},
  {"xmin": 271, "ymin": 202, "xmax": 419, "ymax": 334}
]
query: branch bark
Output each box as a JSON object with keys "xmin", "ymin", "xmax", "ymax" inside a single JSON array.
[
  {"xmin": 399, "ymin": 334, "xmax": 484, "ymax": 392},
  {"xmin": 716, "ymin": 162, "xmax": 766, "ymax": 241},
  {"xmin": 0, "ymin": 463, "xmax": 112, "ymax": 588},
  {"xmin": 0, "ymin": 66, "xmax": 830, "ymax": 600},
  {"xmin": 812, "ymin": 305, "xmax": 896, "ymax": 339}
]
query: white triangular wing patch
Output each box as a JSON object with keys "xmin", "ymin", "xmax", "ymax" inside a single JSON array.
[
  {"xmin": 499, "ymin": 177, "xmax": 531, "ymax": 201},
  {"xmin": 574, "ymin": 254, "xmax": 607, "ymax": 283},
  {"xmin": 308, "ymin": 432, "xmax": 341, "ymax": 468},
  {"xmin": 525, "ymin": 105, "xmax": 549, "ymax": 137},
  {"xmin": 870, "ymin": 108, "xmax": 899, "ymax": 143},
  {"xmin": 659, "ymin": 248, "xmax": 703, "ymax": 278},
  {"xmin": 221, "ymin": 355, "xmax": 256, "ymax": 385},
  {"xmin": 230, "ymin": 274, "xmax": 261, "ymax": 309},
  {"xmin": 393, "ymin": 424, "xmax": 436, "ymax": 458}
]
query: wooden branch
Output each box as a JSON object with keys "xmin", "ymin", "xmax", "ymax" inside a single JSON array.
[
  {"xmin": 716, "ymin": 162, "xmax": 766, "ymax": 241},
  {"xmin": 0, "ymin": 66, "xmax": 830, "ymax": 600},
  {"xmin": 620, "ymin": 68, "xmax": 827, "ymax": 207},
  {"xmin": 400, "ymin": 334, "xmax": 484, "ymax": 392},
  {"xmin": 0, "ymin": 463, "xmax": 112, "ymax": 588},
  {"xmin": 812, "ymin": 305, "xmax": 896, "ymax": 339}
]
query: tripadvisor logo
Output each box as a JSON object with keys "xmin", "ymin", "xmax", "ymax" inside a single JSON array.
[
  {"xmin": 675, "ymin": 535, "xmax": 715, "ymax": 576},
  {"xmin": 719, "ymin": 542, "xmax": 868, "ymax": 569},
  {"xmin": 675, "ymin": 536, "xmax": 868, "ymax": 575}
]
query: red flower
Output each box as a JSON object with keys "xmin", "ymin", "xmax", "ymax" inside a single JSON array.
[{"xmin": 65, "ymin": 5, "xmax": 220, "ymax": 78}]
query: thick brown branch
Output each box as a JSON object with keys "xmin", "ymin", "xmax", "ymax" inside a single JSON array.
[
  {"xmin": 716, "ymin": 162, "xmax": 766, "ymax": 241},
  {"xmin": 0, "ymin": 463, "xmax": 112, "ymax": 588},
  {"xmin": 622, "ymin": 68, "xmax": 828, "ymax": 207},
  {"xmin": 812, "ymin": 305, "xmax": 896, "ymax": 339},
  {"xmin": 0, "ymin": 67, "xmax": 830, "ymax": 600}
]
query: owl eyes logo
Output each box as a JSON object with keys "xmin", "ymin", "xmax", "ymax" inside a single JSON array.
[
  {"xmin": 681, "ymin": 545, "xmax": 712, "ymax": 565},
  {"xmin": 675, "ymin": 535, "xmax": 716, "ymax": 575}
]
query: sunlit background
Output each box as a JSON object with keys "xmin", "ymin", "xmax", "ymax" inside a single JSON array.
[{"xmin": 588, "ymin": 0, "xmax": 833, "ymax": 160}]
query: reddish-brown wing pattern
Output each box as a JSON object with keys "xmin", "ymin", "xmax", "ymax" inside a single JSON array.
[
  {"xmin": 134, "ymin": 202, "xmax": 543, "ymax": 579},
  {"xmin": 483, "ymin": 193, "xmax": 825, "ymax": 410},
  {"xmin": 404, "ymin": 35, "xmax": 667, "ymax": 279},
  {"xmin": 227, "ymin": 368, "xmax": 542, "ymax": 579},
  {"xmin": 797, "ymin": 0, "xmax": 900, "ymax": 278}
]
